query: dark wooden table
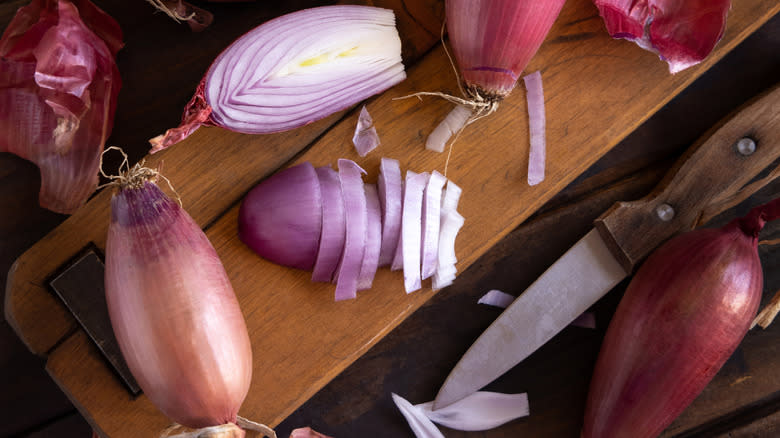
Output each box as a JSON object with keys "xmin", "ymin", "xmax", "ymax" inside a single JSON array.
[{"xmin": 1, "ymin": 1, "xmax": 779, "ymax": 437}]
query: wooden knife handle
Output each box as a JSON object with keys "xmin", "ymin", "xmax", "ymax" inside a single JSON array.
[{"xmin": 595, "ymin": 83, "xmax": 780, "ymax": 273}]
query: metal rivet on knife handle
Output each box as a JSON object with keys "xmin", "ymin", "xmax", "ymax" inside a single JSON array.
[
  {"xmin": 594, "ymin": 83, "xmax": 780, "ymax": 274},
  {"xmin": 736, "ymin": 137, "xmax": 756, "ymax": 156},
  {"xmin": 656, "ymin": 204, "xmax": 675, "ymax": 222}
]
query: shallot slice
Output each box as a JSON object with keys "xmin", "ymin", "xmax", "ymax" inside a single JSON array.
[
  {"xmin": 417, "ymin": 391, "xmax": 529, "ymax": 431},
  {"xmin": 352, "ymin": 105, "xmax": 380, "ymax": 157},
  {"xmin": 238, "ymin": 162, "xmax": 322, "ymax": 270},
  {"xmin": 441, "ymin": 181, "xmax": 462, "ymax": 213},
  {"xmin": 377, "ymin": 157, "xmax": 403, "ymax": 267},
  {"xmin": 401, "ymin": 171, "xmax": 430, "ymax": 293},
  {"xmin": 334, "ymin": 159, "xmax": 367, "ymax": 301},
  {"xmin": 523, "ymin": 71, "xmax": 546, "ymax": 186},
  {"xmin": 433, "ymin": 209, "xmax": 464, "ymax": 289},
  {"xmin": 392, "ymin": 393, "xmax": 445, "ymax": 438},
  {"xmin": 393, "ymin": 391, "xmax": 530, "ymax": 436},
  {"xmin": 357, "ymin": 184, "xmax": 382, "ymax": 290},
  {"xmin": 425, "ymin": 104, "xmax": 473, "ymax": 153},
  {"xmin": 311, "ymin": 166, "xmax": 346, "ymax": 282},
  {"xmin": 421, "ymin": 171, "xmax": 446, "ymax": 279},
  {"xmin": 478, "ymin": 289, "xmax": 515, "ymax": 308}
]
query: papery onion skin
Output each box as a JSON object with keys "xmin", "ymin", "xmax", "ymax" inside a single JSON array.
[
  {"xmin": 150, "ymin": 5, "xmax": 406, "ymax": 152},
  {"xmin": 0, "ymin": 0, "xmax": 122, "ymax": 214},
  {"xmin": 239, "ymin": 162, "xmax": 322, "ymax": 271},
  {"xmin": 446, "ymin": 0, "xmax": 566, "ymax": 99},
  {"xmin": 593, "ymin": 0, "xmax": 731, "ymax": 73},
  {"xmin": 105, "ymin": 181, "xmax": 252, "ymax": 429},
  {"xmin": 582, "ymin": 214, "xmax": 766, "ymax": 438}
]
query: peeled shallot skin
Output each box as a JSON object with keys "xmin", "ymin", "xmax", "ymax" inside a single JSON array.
[
  {"xmin": 0, "ymin": 0, "xmax": 122, "ymax": 214},
  {"xmin": 582, "ymin": 217, "xmax": 764, "ymax": 438},
  {"xmin": 593, "ymin": 0, "xmax": 731, "ymax": 73},
  {"xmin": 106, "ymin": 181, "xmax": 252, "ymax": 429}
]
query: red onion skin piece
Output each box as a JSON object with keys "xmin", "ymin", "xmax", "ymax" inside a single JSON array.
[
  {"xmin": 582, "ymin": 215, "xmax": 768, "ymax": 437},
  {"xmin": 446, "ymin": 0, "xmax": 566, "ymax": 98},
  {"xmin": 0, "ymin": 0, "xmax": 122, "ymax": 214},
  {"xmin": 334, "ymin": 159, "xmax": 367, "ymax": 301},
  {"xmin": 378, "ymin": 157, "xmax": 403, "ymax": 268},
  {"xmin": 239, "ymin": 162, "xmax": 322, "ymax": 271},
  {"xmin": 357, "ymin": 183, "xmax": 382, "ymax": 290},
  {"xmin": 105, "ymin": 181, "xmax": 252, "ymax": 429},
  {"xmin": 593, "ymin": 0, "xmax": 731, "ymax": 73},
  {"xmin": 311, "ymin": 166, "xmax": 346, "ymax": 283}
]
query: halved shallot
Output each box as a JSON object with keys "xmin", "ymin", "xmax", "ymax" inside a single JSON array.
[{"xmin": 150, "ymin": 5, "xmax": 406, "ymax": 152}]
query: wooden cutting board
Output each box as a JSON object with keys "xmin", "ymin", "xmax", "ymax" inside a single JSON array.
[{"xmin": 5, "ymin": 0, "xmax": 780, "ymax": 436}]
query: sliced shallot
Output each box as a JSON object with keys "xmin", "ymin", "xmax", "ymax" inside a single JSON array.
[
  {"xmin": 334, "ymin": 159, "xmax": 367, "ymax": 301},
  {"xmin": 311, "ymin": 166, "xmax": 346, "ymax": 282},
  {"xmin": 357, "ymin": 184, "xmax": 382, "ymax": 290},
  {"xmin": 523, "ymin": 71, "xmax": 546, "ymax": 186},
  {"xmin": 401, "ymin": 171, "xmax": 430, "ymax": 293},
  {"xmin": 352, "ymin": 105, "xmax": 381, "ymax": 157},
  {"xmin": 239, "ymin": 162, "xmax": 322, "ymax": 270},
  {"xmin": 378, "ymin": 157, "xmax": 403, "ymax": 267},
  {"xmin": 421, "ymin": 171, "xmax": 446, "ymax": 279}
]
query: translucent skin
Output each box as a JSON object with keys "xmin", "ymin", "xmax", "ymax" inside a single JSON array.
[
  {"xmin": 582, "ymin": 223, "xmax": 762, "ymax": 438},
  {"xmin": 0, "ymin": 0, "xmax": 122, "ymax": 213},
  {"xmin": 105, "ymin": 182, "xmax": 252, "ymax": 428}
]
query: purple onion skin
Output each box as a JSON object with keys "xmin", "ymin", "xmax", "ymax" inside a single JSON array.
[{"xmin": 582, "ymin": 220, "xmax": 763, "ymax": 438}]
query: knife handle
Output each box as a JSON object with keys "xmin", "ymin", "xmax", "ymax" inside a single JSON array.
[{"xmin": 595, "ymin": 83, "xmax": 780, "ymax": 273}]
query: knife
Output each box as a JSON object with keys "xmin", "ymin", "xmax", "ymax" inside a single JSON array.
[{"xmin": 434, "ymin": 83, "xmax": 780, "ymax": 409}]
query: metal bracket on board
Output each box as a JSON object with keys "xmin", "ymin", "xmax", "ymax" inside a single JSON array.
[{"xmin": 49, "ymin": 247, "xmax": 141, "ymax": 396}]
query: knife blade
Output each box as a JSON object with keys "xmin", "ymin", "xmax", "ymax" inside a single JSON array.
[{"xmin": 434, "ymin": 83, "xmax": 780, "ymax": 409}]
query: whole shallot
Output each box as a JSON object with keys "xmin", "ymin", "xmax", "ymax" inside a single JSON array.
[
  {"xmin": 103, "ymin": 156, "xmax": 273, "ymax": 437},
  {"xmin": 582, "ymin": 197, "xmax": 780, "ymax": 438}
]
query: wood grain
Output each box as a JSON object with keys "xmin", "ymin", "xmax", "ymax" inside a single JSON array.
[{"xmin": 5, "ymin": 0, "xmax": 780, "ymax": 436}]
